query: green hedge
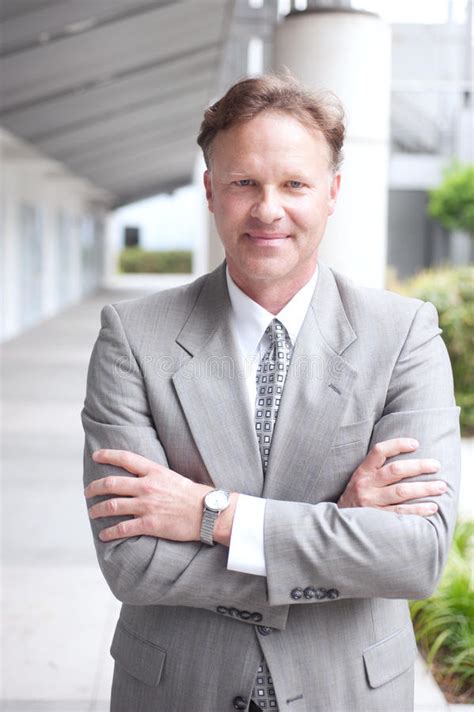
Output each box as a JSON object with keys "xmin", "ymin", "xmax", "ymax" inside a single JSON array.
[
  {"xmin": 428, "ymin": 162, "xmax": 474, "ymax": 235},
  {"xmin": 119, "ymin": 247, "xmax": 192, "ymax": 274},
  {"xmin": 394, "ymin": 266, "xmax": 474, "ymax": 436},
  {"xmin": 410, "ymin": 520, "xmax": 474, "ymax": 703}
]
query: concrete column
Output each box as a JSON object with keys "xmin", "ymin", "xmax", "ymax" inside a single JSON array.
[{"xmin": 274, "ymin": 8, "xmax": 391, "ymax": 287}]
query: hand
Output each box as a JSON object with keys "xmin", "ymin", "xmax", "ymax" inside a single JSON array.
[
  {"xmin": 337, "ymin": 438, "xmax": 447, "ymax": 515},
  {"xmin": 84, "ymin": 449, "xmax": 226, "ymax": 543}
]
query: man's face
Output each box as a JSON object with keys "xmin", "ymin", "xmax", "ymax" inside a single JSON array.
[{"xmin": 203, "ymin": 110, "xmax": 340, "ymax": 293}]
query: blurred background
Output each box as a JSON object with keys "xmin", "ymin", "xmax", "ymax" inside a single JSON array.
[{"xmin": 1, "ymin": 0, "xmax": 473, "ymax": 710}]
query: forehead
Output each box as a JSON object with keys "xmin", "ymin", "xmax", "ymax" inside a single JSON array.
[{"xmin": 210, "ymin": 110, "xmax": 331, "ymax": 168}]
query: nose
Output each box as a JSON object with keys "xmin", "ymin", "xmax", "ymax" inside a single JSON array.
[{"xmin": 250, "ymin": 186, "xmax": 285, "ymax": 224}]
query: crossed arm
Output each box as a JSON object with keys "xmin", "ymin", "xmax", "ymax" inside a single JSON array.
[
  {"xmin": 82, "ymin": 301, "xmax": 460, "ymax": 617},
  {"xmin": 85, "ymin": 439, "xmax": 446, "ymax": 547}
]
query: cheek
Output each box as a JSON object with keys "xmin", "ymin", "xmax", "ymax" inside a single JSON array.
[
  {"xmin": 286, "ymin": 200, "xmax": 318, "ymax": 228},
  {"xmin": 290, "ymin": 195, "xmax": 331, "ymax": 227},
  {"xmin": 215, "ymin": 194, "xmax": 249, "ymax": 220}
]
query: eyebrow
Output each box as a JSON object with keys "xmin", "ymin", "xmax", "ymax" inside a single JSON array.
[{"xmin": 224, "ymin": 171, "xmax": 313, "ymax": 182}]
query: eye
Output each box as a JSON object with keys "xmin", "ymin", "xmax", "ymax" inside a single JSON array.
[
  {"xmin": 287, "ymin": 180, "xmax": 304, "ymax": 189},
  {"xmin": 232, "ymin": 179, "xmax": 255, "ymax": 187}
]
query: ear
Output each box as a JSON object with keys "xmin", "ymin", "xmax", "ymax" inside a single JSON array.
[
  {"xmin": 203, "ymin": 170, "xmax": 214, "ymax": 213},
  {"xmin": 328, "ymin": 172, "xmax": 341, "ymax": 216}
]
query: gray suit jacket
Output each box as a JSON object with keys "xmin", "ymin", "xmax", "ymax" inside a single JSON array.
[{"xmin": 82, "ymin": 261, "xmax": 460, "ymax": 712}]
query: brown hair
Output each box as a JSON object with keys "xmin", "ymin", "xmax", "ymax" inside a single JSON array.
[{"xmin": 197, "ymin": 73, "xmax": 345, "ymax": 172}]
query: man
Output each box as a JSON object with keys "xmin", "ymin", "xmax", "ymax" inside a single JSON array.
[{"xmin": 82, "ymin": 75, "xmax": 460, "ymax": 712}]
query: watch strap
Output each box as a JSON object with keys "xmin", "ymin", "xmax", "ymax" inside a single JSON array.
[{"xmin": 200, "ymin": 508, "xmax": 218, "ymax": 546}]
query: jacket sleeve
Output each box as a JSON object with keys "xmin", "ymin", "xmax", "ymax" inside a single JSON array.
[
  {"xmin": 82, "ymin": 303, "xmax": 289, "ymax": 630},
  {"xmin": 264, "ymin": 301, "xmax": 461, "ymax": 607}
]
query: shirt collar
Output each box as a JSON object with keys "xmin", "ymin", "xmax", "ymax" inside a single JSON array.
[{"xmin": 226, "ymin": 264, "xmax": 319, "ymax": 357}]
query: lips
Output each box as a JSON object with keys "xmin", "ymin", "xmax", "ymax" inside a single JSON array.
[
  {"xmin": 244, "ymin": 233, "xmax": 291, "ymax": 247},
  {"xmin": 245, "ymin": 233, "xmax": 289, "ymax": 239}
]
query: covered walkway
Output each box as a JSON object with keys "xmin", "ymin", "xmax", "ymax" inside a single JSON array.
[
  {"xmin": 1, "ymin": 286, "xmax": 472, "ymax": 711},
  {"xmin": 2, "ymin": 287, "xmax": 149, "ymax": 711}
]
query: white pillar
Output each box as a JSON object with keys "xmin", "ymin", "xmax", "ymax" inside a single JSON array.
[
  {"xmin": 193, "ymin": 152, "xmax": 225, "ymax": 274},
  {"xmin": 274, "ymin": 9, "xmax": 391, "ymax": 288}
]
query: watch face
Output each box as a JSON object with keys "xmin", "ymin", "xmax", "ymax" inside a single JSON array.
[{"xmin": 205, "ymin": 490, "xmax": 229, "ymax": 511}]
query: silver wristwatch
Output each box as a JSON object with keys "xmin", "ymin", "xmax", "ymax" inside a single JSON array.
[{"xmin": 200, "ymin": 489, "xmax": 230, "ymax": 546}]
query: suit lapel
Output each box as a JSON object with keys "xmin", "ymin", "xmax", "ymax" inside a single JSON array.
[
  {"xmin": 172, "ymin": 263, "xmax": 263, "ymax": 496},
  {"xmin": 172, "ymin": 261, "xmax": 358, "ymax": 503},
  {"xmin": 263, "ymin": 263, "xmax": 358, "ymax": 502}
]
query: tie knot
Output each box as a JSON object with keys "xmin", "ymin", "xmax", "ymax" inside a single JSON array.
[{"xmin": 265, "ymin": 318, "xmax": 291, "ymax": 351}]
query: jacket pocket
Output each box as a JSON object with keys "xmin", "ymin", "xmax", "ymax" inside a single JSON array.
[
  {"xmin": 363, "ymin": 624, "xmax": 417, "ymax": 688},
  {"xmin": 331, "ymin": 418, "xmax": 374, "ymax": 448},
  {"xmin": 110, "ymin": 620, "xmax": 167, "ymax": 687}
]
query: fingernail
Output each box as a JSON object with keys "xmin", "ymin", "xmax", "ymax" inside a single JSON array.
[
  {"xmin": 438, "ymin": 483, "xmax": 448, "ymax": 493},
  {"xmin": 409, "ymin": 439, "xmax": 419, "ymax": 448},
  {"xmin": 430, "ymin": 460, "xmax": 441, "ymax": 470},
  {"xmin": 427, "ymin": 504, "xmax": 438, "ymax": 514}
]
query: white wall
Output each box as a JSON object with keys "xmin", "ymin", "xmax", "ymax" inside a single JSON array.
[{"xmin": 0, "ymin": 130, "xmax": 111, "ymax": 342}]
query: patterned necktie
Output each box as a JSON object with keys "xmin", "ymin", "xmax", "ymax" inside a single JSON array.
[
  {"xmin": 255, "ymin": 318, "xmax": 292, "ymax": 474},
  {"xmin": 251, "ymin": 318, "xmax": 292, "ymax": 711}
]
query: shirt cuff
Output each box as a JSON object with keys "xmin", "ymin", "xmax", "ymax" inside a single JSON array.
[{"xmin": 227, "ymin": 494, "xmax": 267, "ymax": 577}]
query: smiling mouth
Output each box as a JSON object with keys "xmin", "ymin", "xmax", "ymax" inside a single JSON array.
[{"xmin": 245, "ymin": 233, "xmax": 290, "ymax": 242}]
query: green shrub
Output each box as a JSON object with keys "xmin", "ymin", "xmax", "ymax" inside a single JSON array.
[
  {"xmin": 428, "ymin": 162, "xmax": 474, "ymax": 236},
  {"xmin": 410, "ymin": 520, "xmax": 474, "ymax": 702},
  {"xmin": 119, "ymin": 247, "xmax": 192, "ymax": 274},
  {"xmin": 396, "ymin": 266, "xmax": 474, "ymax": 436}
]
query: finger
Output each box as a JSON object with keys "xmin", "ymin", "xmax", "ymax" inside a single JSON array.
[
  {"xmin": 99, "ymin": 517, "xmax": 146, "ymax": 541},
  {"xmin": 383, "ymin": 502, "xmax": 439, "ymax": 517},
  {"xmin": 379, "ymin": 459, "xmax": 441, "ymax": 485},
  {"xmin": 361, "ymin": 438, "xmax": 419, "ymax": 472},
  {"xmin": 376, "ymin": 479, "xmax": 447, "ymax": 507},
  {"xmin": 88, "ymin": 497, "xmax": 143, "ymax": 519},
  {"xmin": 92, "ymin": 449, "xmax": 153, "ymax": 476},
  {"xmin": 84, "ymin": 475, "xmax": 141, "ymax": 499}
]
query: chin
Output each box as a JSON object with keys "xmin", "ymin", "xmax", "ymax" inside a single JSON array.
[{"xmin": 243, "ymin": 262, "xmax": 292, "ymax": 282}]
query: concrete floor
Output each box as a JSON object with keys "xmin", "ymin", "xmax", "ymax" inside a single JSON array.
[{"xmin": 1, "ymin": 286, "xmax": 472, "ymax": 711}]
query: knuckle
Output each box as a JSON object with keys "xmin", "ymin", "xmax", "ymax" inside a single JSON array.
[
  {"xmin": 390, "ymin": 462, "xmax": 402, "ymax": 476},
  {"xmin": 372, "ymin": 442, "xmax": 384, "ymax": 457},
  {"xmin": 354, "ymin": 484, "xmax": 370, "ymax": 507},
  {"xmin": 116, "ymin": 522, "xmax": 127, "ymax": 537},
  {"xmin": 142, "ymin": 479, "xmax": 156, "ymax": 495},
  {"xmin": 142, "ymin": 514, "xmax": 154, "ymax": 530},
  {"xmin": 142, "ymin": 499, "xmax": 154, "ymax": 514},
  {"xmin": 104, "ymin": 476, "xmax": 116, "ymax": 492},
  {"xmin": 106, "ymin": 498, "xmax": 118, "ymax": 514},
  {"xmin": 395, "ymin": 483, "xmax": 408, "ymax": 499}
]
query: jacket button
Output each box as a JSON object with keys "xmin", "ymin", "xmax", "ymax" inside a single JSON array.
[
  {"xmin": 257, "ymin": 625, "xmax": 273, "ymax": 636},
  {"xmin": 315, "ymin": 587, "xmax": 327, "ymax": 599},
  {"xmin": 233, "ymin": 696, "xmax": 248, "ymax": 710},
  {"xmin": 327, "ymin": 588, "xmax": 340, "ymax": 600},
  {"xmin": 228, "ymin": 607, "xmax": 240, "ymax": 617},
  {"xmin": 240, "ymin": 610, "xmax": 251, "ymax": 620},
  {"xmin": 290, "ymin": 587, "xmax": 303, "ymax": 600},
  {"xmin": 216, "ymin": 606, "xmax": 228, "ymax": 615},
  {"xmin": 304, "ymin": 586, "xmax": 316, "ymax": 599},
  {"xmin": 251, "ymin": 612, "xmax": 263, "ymax": 622}
]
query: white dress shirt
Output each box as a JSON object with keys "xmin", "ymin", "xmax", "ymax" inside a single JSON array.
[{"xmin": 225, "ymin": 265, "xmax": 319, "ymax": 576}]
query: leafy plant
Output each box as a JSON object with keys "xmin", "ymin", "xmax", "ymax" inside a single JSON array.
[
  {"xmin": 428, "ymin": 162, "xmax": 474, "ymax": 236},
  {"xmin": 119, "ymin": 247, "xmax": 192, "ymax": 274},
  {"xmin": 390, "ymin": 266, "xmax": 474, "ymax": 436},
  {"xmin": 410, "ymin": 520, "xmax": 474, "ymax": 702}
]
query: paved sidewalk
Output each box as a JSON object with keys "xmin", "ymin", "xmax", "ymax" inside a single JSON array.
[{"xmin": 1, "ymin": 287, "xmax": 472, "ymax": 711}]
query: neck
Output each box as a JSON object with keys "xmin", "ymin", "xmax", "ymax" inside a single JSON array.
[{"xmin": 228, "ymin": 262, "xmax": 317, "ymax": 314}]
